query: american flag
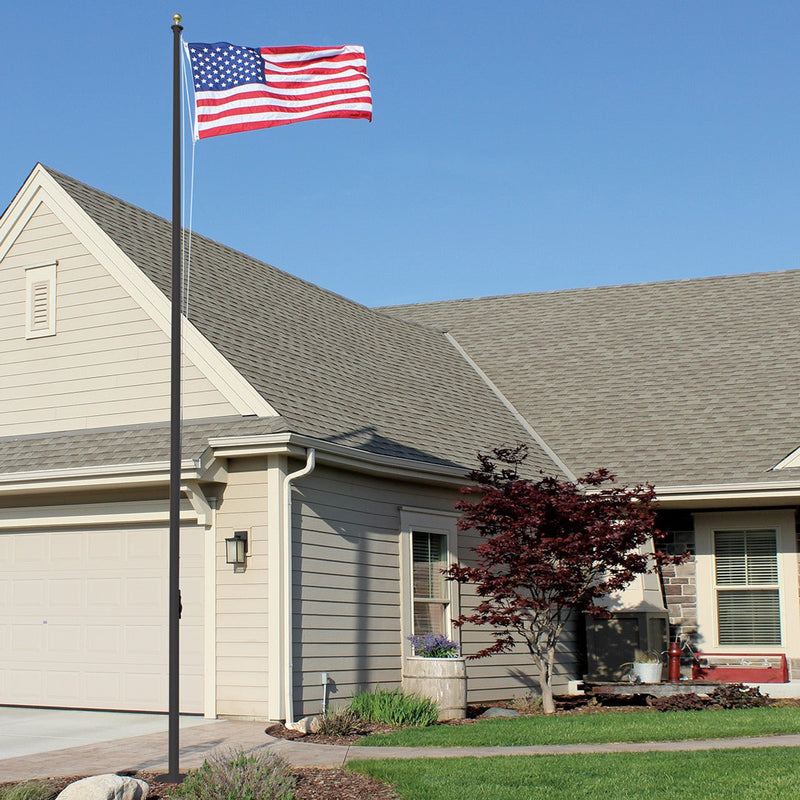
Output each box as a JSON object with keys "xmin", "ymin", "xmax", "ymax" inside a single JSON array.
[{"xmin": 186, "ymin": 42, "xmax": 372, "ymax": 139}]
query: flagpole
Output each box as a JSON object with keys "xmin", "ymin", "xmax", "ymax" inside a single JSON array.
[{"xmin": 168, "ymin": 11, "xmax": 183, "ymax": 784}]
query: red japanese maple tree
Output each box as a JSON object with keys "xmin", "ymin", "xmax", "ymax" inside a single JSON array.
[{"xmin": 446, "ymin": 445, "xmax": 672, "ymax": 714}]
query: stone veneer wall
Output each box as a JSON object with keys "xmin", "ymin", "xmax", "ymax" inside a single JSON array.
[{"xmin": 656, "ymin": 512, "xmax": 698, "ymax": 644}]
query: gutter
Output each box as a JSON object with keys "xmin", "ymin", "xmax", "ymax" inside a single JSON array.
[{"xmin": 283, "ymin": 448, "xmax": 316, "ymax": 725}]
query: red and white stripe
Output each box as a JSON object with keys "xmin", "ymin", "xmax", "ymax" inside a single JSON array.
[{"xmin": 194, "ymin": 45, "xmax": 372, "ymax": 139}]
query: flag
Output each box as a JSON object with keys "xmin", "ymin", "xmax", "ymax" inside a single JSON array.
[{"xmin": 185, "ymin": 42, "xmax": 372, "ymax": 139}]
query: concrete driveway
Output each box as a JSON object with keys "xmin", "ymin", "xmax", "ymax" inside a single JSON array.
[{"xmin": 0, "ymin": 706, "xmax": 215, "ymax": 760}]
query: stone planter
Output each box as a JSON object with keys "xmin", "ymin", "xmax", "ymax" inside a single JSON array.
[{"xmin": 402, "ymin": 656, "xmax": 467, "ymax": 720}]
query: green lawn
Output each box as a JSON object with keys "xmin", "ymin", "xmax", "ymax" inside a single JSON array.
[
  {"xmin": 350, "ymin": 748, "xmax": 800, "ymax": 800},
  {"xmin": 356, "ymin": 706, "xmax": 800, "ymax": 747}
]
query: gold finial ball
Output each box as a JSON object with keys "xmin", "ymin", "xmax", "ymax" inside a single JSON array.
[{"xmin": 173, "ymin": 13, "xmax": 182, "ymax": 24}]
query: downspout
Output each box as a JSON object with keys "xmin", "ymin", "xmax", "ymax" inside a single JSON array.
[{"xmin": 283, "ymin": 448, "xmax": 316, "ymax": 724}]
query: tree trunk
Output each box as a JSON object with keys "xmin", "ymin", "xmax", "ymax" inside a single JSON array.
[{"xmin": 535, "ymin": 652, "xmax": 556, "ymax": 714}]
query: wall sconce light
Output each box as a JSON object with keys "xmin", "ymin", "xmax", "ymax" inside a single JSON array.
[{"xmin": 225, "ymin": 531, "xmax": 248, "ymax": 568}]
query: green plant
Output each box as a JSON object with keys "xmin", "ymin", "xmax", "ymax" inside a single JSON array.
[
  {"xmin": 316, "ymin": 706, "xmax": 362, "ymax": 737},
  {"xmin": 708, "ymin": 683, "xmax": 769, "ymax": 709},
  {"xmin": 350, "ymin": 687, "xmax": 438, "ymax": 727},
  {"xmin": 0, "ymin": 782, "xmax": 57, "ymax": 800},
  {"xmin": 174, "ymin": 748, "xmax": 296, "ymax": 800},
  {"xmin": 648, "ymin": 692, "xmax": 707, "ymax": 712},
  {"xmin": 633, "ymin": 649, "xmax": 662, "ymax": 663}
]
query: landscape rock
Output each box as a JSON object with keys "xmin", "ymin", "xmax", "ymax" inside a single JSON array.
[
  {"xmin": 56, "ymin": 774, "xmax": 149, "ymax": 800},
  {"xmin": 479, "ymin": 706, "xmax": 521, "ymax": 718},
  {"xmin": 285, "ymin": 715, "xmax": 322, "ymax": 735}
]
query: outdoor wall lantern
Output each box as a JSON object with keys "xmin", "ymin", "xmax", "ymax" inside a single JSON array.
[{"xmin": 225, "ymin": 531, "xmax": 248, "ymax": 568}]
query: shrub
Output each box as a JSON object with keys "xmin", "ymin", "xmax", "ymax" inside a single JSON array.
[
  {"xmin": 350, "ymin": 687, "xmax": 439, "ymax": 727},
  {"xmin": 174, "ymin": 748, "xmax": 296, "ymax": 800},
  {"xmin": 510, "ymin": 692, "xmax": 544, "ymax": 715},
  {"xmin": 407, "ymin": 633, "xmax": 460, "ymax": 658},
  {"xmin": 708, "ymin": 683, "xmax": 769, "ymax": 709},
  {"xmin": 648, "ymin": 693, "xmax": 707, "ymax": 712},
  {"xmin": 316, "ymin": 706, "xmax": 361, "ymax": 737},
  {"xmin": 0, "ymin": 783, "xmax": 57, "ymax": 800}
]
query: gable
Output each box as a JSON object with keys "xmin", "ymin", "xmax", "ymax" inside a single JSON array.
[{"xmin": 0, "ymin": 168, "xmax": 279, "ymax": 438}]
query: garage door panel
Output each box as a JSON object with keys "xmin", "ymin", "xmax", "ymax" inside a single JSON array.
[{"xmin": 0, "ymin": 526, "xmax": 204, "ymax": 713}]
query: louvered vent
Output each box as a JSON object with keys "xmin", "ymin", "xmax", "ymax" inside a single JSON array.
[
  {"xmin": 715, "ymin": 529, "xmax": 781, "ymax": 646},
  {"xmin": 30, "ymin": 281, "xmax": 50, "ymax": 330},
  {"xmin": 24, "ymin": 262, "xmax": 57, "ymax": 338}
]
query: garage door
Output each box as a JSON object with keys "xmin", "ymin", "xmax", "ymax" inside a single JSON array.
[{"xmin": 0, "ymin": 525, "xmax": 204, "ymax": 713}]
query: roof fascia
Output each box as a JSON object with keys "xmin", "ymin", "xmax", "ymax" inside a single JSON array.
[
  {"xmin": 209, "ymin": 432, "xmax": 469, "ymax": 487},
  {"xmin": 655, "ymin": 480, "xmax": 800, "ymax": 507},
  {"xmin": 0, "ymin": 165, "xmax": 279, "ymax": 419},
  {"xmin": 771, "ymin": 446, "xmax": 800, "ymax": 471},
  {"xmin": 0, "ymin": 459, "xmax": 202, "ymax": 496}
]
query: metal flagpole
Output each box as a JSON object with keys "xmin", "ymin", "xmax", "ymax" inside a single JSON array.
[{"xmin": 168, "ymin": 11, "xmax": 184, "ymax": 783}]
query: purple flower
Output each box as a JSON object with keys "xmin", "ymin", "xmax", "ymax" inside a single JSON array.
[{"xmin": 408, "ymin": 632, "xmax": 460, "ymax": 658}]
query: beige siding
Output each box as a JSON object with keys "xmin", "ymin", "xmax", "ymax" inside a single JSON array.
[
  {"xmin": 214, "ymin": 457, "xmax": 269, "ymax": 719},
  {"xmin": 0, "ymin": 203, "xmax": 238, "ymax": 436},
  {"xmin": 290, "ymin": 465, "xmax": 580, "ymax": 717}
]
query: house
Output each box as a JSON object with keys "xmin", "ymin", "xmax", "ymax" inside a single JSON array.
[{"xmin": 1, "ymin": 164, "xmax": 799, "ymax": 721}]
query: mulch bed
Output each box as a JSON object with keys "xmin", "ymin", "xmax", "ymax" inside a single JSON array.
[
  {"xmin": 3, "ymin": 769, "xmax": 400, "ymax": 800},
  {"xmin": 265, "ymin": 721, "xmax": 396, "ymax": 746}
]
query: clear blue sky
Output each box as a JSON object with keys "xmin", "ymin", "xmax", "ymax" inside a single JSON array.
[{"xmin": 2, "ymin": 1, "xmax": 798, "ymax": 306}]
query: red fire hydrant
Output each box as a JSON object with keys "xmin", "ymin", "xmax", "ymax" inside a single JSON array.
[{"xmin": 668, "ymin": 641, "xmax": 682, "ymax": 683}]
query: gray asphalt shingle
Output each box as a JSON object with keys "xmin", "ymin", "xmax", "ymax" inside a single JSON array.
[
  {"xmin": 381, "ymin": 273, "xmax": 800, "ymax": 488},
  {"xmin": 35, "ymin": 166, "xmax": 559, "ymax": 476}
]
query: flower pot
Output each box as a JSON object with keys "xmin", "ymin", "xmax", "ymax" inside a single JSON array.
[
  {"xmin": 632, "ymin": 661, "xmax": 663, "ymax": 683},
  {"xmin": 402, "ymin": 656, "xmax": 467, "ymax": 720}
]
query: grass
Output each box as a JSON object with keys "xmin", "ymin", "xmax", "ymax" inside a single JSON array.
[
  {"xmin": 350, "ymin": 748, "xmax": 800, "ymax": 800},
  {"xmin": 356, "ymin": 706, "xmax": 800, "ymax": 747},
  {"xmin": 0, "ymin": 782, "xmax": 56, "ymax": 800}
]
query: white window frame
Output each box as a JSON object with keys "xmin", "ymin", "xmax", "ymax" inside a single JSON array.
[
  {"xmin": 24, "ymin": 261, "xmax": 57, "ymax": 339},
  {"xmin": 694, "ymin": 510, "xmax": 800, "ymax": 658},
  {"xmin": 399, "ymin": 507, "xmax": 460, "ymax": 659}
]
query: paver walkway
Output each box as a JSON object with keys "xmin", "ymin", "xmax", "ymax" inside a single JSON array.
[{"xmin": 3, "ymin": 726, "xmax": 800, "ymax": 783}]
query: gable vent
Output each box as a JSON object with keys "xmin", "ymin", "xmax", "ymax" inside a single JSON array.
[
  {"xmin": 25, "ymin": 262, "xmax": 57, "ymax": 339},
  {"xmin": 31, "ymin": 281, "xmax": 50, "ymax": 330}
]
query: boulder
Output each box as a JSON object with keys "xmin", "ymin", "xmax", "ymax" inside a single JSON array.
[
  {"xmin": 284, "ymin": 715, "xmax": 322, "ymax": 734},
  {"xmin": 479, "ymin": 706, "xmax": 521, "ymax": 718},
  {"xmin": 56, "ymin": 774, "xmax": 149, "ymax": 800}
]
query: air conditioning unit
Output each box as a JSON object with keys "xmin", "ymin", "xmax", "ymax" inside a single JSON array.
[{"xmin": 584, "ymin": 608, "xmax": 669, "ymax": 682}]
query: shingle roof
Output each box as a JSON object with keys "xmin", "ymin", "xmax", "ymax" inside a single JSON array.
[
  {"xmin": 0, "ymin": 417, "xmax": 290, "ymax": 475},
  {"xmin": 381, "ymin": 272, "xmax": 800, "ymax": 488},
  {"xmin": 41, "ymin": 166, "xmax": 559, "ymax": 476}
]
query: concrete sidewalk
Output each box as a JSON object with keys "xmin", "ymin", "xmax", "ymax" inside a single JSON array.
[{"xmin": 4, "ymin": 727, "xmax": 800, "ymax": 783}]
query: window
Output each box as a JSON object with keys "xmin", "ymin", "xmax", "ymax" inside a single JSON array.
[
  {"xmin": 412, "ymin": 531, "xmax": 448, "ymax": 634},
  {"xmin": 399, "ymin": 507, "xmax": 459, "ymax": 655},
  {"xmin": 694, "ymin": 510, "xmax": 799, "ymax": 654},
  {"xmin": 25, "ymin": 262, "xmax": 57, "ymax": 339},
  {"xmin": 715, "ymin": 529, "xmax": 781, "ymax": 646}
]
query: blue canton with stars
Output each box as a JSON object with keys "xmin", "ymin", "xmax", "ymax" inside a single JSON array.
[{"xmin": 187, "ymin": 42, "xmax": 267, "ymax": 91}]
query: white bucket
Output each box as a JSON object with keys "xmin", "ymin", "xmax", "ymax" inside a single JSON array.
[{"xmin": 632, "ymin": 662, "xmax": 663, "ymax": 683}]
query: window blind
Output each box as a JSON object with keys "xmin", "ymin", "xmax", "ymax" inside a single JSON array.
[{"xmin": 714, "ymin": 529, "xmax": 781, "ymax": 646}]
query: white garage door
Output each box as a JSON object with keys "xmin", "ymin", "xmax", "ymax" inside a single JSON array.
[{"xmin": 0, "ymin": 525, "xmax": 204, "ymax": 713}]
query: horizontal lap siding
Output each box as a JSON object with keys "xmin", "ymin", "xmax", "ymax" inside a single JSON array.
[
  {"xmin": 292, "ymin": 466, "xmax": 459, "ymax": 717},
  {"xmin": 0, "ymin": 203, "xmax": 237, "ymax": 435},
  {"xmin": 215, "ymin": 458, "xmax": 269, "ymax": 719},
  {"xmin": 458, "ymin": 526, "xmax": 580, "ymax": 700}
]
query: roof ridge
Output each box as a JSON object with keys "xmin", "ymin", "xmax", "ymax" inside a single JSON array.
[{"xmin": 378, "ymin": 267, "xmax": 800, "ymax": 311}]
